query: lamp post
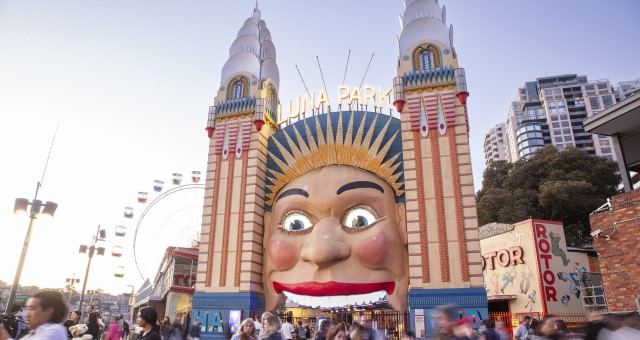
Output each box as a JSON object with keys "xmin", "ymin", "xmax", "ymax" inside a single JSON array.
[
  {"xmin": 65, "ymin": 273, "xmax": 80, "ymax": 311},
  {"xmin": 5, "ymin": 182, "xmax": 58, "ymax": 313},
  {"xmin": 77, "ymin": 225, "xmax": 107, "ymax": 315}
]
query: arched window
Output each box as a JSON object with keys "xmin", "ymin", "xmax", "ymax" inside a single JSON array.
[
  {"xmin": 232, "ymin": 81, "xmax": 244, "ymax": 100},
  {"xmin": 227, "ymin": 77, "xmax": 248, "ymax": 100},
  {"xmin": 413, "ymin": 44, "xmax": 441, "ymax": 72},
  {"xmin": 419, "ymin": 49, "xmax": 435, "ymax": 71},
  {"xmin": 267, "ymin": 84, "xmax": 277, "ymax": 112}
]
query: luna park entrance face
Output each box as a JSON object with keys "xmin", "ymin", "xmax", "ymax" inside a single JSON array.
[{"xmin": 280, "ymin": 307, "xmax": 409, "ymax": 340}]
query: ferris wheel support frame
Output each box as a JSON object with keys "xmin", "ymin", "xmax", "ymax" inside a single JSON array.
[{"xmin": 132, "ymin": 183, "xmax": 205, "ymax": 281}]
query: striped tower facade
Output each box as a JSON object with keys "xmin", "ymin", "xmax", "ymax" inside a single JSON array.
[
  {"xmin": 394, "ymin": 0, "xmax": 487, "ymax": 333},
  {"xmin": 193, "ymin": 5, "xmax": 279, "ymax": 339}
]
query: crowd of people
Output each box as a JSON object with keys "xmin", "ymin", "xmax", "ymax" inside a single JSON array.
[
  {"xmin": 2, "ymin": 292, "xmax": 639, "ymax": 340},
  {"xmin": 229, "ymin": 313, "xmax": 417, "ymax": 340}
]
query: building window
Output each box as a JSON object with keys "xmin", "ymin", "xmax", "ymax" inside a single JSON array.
[
  {"xmin": 419, "ymin": 50, "xmax": 435, "ymax": 70},
  {"xmin": 585, "ymin": 85, "xmax": 595, "ymax": 91},
  {"xmin": 601, "ymin": 147, "xmax": 612, "ymax": 154},
  {"xmin": 267, "ymin": 84, "xmax": 278, "ymax": 112},
  {"xmin": 602, "ymin": 96, "xmax": 614, "ymax": 108},
  {"xmin": 227, "ymin": 76, "xmax": 248, "ymax": 100},
  {"xmin": 232, "ymin": 81, "xmax": 244, "ymax": 100},
  {"xmin": 597, "ymin": 83, "xmax": 608, "ymax": 89},
  {"xmin": 564, "ymin": 136, "xmax": 572, "ymax": 142},
  {"xmin": 589, "ymin": 97, "xmax": 600, "ymax": 110},
  {"xmin": 413, "ymin": 44, "xmax": 440, "ymax": 71}
]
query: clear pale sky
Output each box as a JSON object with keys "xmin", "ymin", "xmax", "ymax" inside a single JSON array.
[{"xmin": 1, "ymin": 0, "xmax": 639, "ymax": 295}]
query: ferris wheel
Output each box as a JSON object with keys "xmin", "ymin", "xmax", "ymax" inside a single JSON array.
[{"xmin": 114, "ymin": 171, "xmax": 205, "ymax": 282}]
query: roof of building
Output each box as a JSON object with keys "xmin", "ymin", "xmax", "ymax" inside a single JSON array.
[
  {"xmin": 398, "ymin": 0, "xmax": 452, "ymax": 54},
  {"xmin": 220, "ymin": 4, "xmax": 279, "ymax": 89},
  {"xmin": 479, "ymin": 222, "xmax": 514, "ymax": 240},
  {"xmin": 584, "ymin": 92, "xmax": 640, "ymax": 174}
]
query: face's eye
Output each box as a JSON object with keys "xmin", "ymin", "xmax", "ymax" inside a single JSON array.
[
  {"xmin": 281, "ymin": 211, "xmax": 313, "ymax": 232},
  {"xmin": 343, "ymin": 206, "xmax": 377, "ymax": 229}
]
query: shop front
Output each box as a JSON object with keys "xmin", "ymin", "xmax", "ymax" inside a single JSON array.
[{"xmin": 480, "ymin": 219, "xmax": 599, "ymax": 333}]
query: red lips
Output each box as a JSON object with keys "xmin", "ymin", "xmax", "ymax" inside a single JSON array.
[{"xmin": 273, "ymin": 281, "xmax": 394, "ymax": 296}]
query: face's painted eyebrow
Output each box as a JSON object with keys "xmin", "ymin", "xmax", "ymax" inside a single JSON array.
[
  {"xmin": 336, "ymin": 181, "xmax": 384, "ymax": 195},
  {"xmin": 275, "ymin": 188, "xmax": 309, "ymax": 202}
]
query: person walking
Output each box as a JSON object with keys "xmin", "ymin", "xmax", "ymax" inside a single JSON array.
[
  {"xmin": 107, "ymin": 316, "xmax": 121, "ymax": 340},
  {"xmin": 231, "ymin": 319, "xmax": 256, "ymax": 340},
  {"xmin": 168, "ymin": 315, "xmax": 183, "ymax": 340},
  {"xmin": 160, "ymin": 317, "xmax": 171, "ymax": 340},
  {"xmin": 64, "ymin": 310, "xmax": 82, "ymax": 340},
  {"xmin": 480, "ymin": 320, "xmax": 499, "ymax": 340},
  {"xmin": 137, "ymin": 307, "xmax": 161, "ymax": 340},
  {"xmin": 295, "ymin": 321, "xmax": 306, "ymax": 340},
  {"xmin": 263, "ymin": 316, "xmax": 283, "ymax": 340},
  {"xmin": 513, "ymin": 316, "xmax": 531, "ymax": 340},
  {"xmin": 280, "ymin": 318, "xmax": 294, "ymax": 340},
  {"xmin": 253, "ymin": 315, "xmax": 263, "ymax": 339},
  {"xmin": 87, "ymin": 313, "xmax": 101, "ymax": 340},
  {"xmin": 0, "ymin": 291, "xmax": 68, "ymax": 340},
  {"xmin": 187, "ymin": 318, "xmax": 200, "ymax": 340}
]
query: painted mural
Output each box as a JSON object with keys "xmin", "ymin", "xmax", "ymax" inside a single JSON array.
[
  {"xmin": 531, "ymin": 221, "xmax": 591, "ymax": 313},
  {"xmin": 481, "ymin": 222, "xmax": 543, "ymax": 314}
]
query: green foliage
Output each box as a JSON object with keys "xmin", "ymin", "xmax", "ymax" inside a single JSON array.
[{"xmin": 477, "ymin": 146, "xmax": 619, "ymax": 246}]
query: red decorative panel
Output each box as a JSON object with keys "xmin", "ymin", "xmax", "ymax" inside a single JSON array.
[
  {"xmin": 220, "ymin": 158, "xmax": 236, "ymax": 287},
  {"xmin": 235, "ymin": 153, "xmax": 249, "ymax": 287},
  {"xmin": 413, "ymin": 132, "xmax": 430, "ymax": 283},
  {"xmin": 448, "ymin": 130, "xmax": 469, "ymax": 281},
  {"xmin": 441, "ymin": 93, "xmax": 456, "ymax": 127},
  {"xmin": 431, "ymin": 133, "xmax": 450, "ymax": 282},
  {"xmin": 205, "ymin": 155, "xmax": 223, "ymax": 287}
]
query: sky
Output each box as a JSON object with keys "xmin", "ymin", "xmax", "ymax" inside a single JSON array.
[{"xmin": 1, "ymin": 0, "xmax": 639, "ymax": 296}]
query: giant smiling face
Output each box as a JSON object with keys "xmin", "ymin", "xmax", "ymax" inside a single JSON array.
[{"xmin": 263, "ymin": 165, "xmax": 409, "ymax": 310}]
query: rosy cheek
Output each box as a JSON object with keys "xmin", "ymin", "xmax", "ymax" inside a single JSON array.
[
  {"xmin": 354, "ymin": 232, "xmax": 389, "ymax": 267},
  {"xmin": 267, "ymin": 239, "xmax": 299, "ymax": 270}
]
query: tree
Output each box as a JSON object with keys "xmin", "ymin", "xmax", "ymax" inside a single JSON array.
[{"xmin": 477, "ymin": 146, "xmax": 619, "ymax": 246}]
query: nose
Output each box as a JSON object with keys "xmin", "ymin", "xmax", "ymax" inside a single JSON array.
[{"xmin": 300, "ymin": 217, "xmax": 351, "ymax": 268}]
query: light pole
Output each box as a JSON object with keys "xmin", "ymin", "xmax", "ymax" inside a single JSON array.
[
  {"xmin": 65, "ymin": 273, "xmax": 80, "ymax": 311},
  {"xmin": 5, "ymin": 181, "xmax": 58, "ymax": 313},
  {"xmin": 77, "ymin": 225, "xmax": 107, "ymax": 315}
]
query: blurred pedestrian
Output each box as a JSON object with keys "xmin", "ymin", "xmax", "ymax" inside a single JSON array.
[
  {"xmin": 168, "ymin": 314, "xmax": 183, "ymax": 340},
  {"xmin": 264, "ymin": 315, "xmax": 283, "ymax": 340},
  {"xmin": 401, "ymin": 330, "xmax": 415, "ymax": 340},
  {"xmin": 160, "ymin": 317, "xmax": 171, "ymax": 340},
  {"xmin": 513, "ymin": 316, "xmax": 531, "ymax": 340},
  {"xmin": 479, "ymin": 320, "xmax": 498, "ymax": 340},
  {"xmin": 314, "ymin": 320, "xmax": 332, "ymax": 340},
  {"xmin": 231, "ymin": 318, "xmax": 256, "ymax": 340},
  {"xmin": 0, "ymin": 291, "xmax": 68, "ymax": 340},
  {"xmin": 107, "ymin": 316, "xmax": 120, "ymax": 340},
  {"xmin": 431, "ymin": 305, "xmax": 456, "ymax": 340},
  {"xmin": 258, "ymin": 312, "xmax": 273, "ymax": 340},
  {"xmin": 137, "ymin": 307, "xmax": 161, "ymax": 340},
  {"xmin": 188, "ymin": 318, "xmax": 200, "ymax": 340},
  {"xmin": 583, "ymin": 312, "xmax": 606, "ymax": 340},
  {"xmin": 87, "ymin": 313, "xmax": 101, "ymax": 340},
  {"xmin": 253, "ymin": 315, "xmax": 263, "ymax": 339},
  {"xmin": 326, "ymin": 325, "xmax": 346, "ymax": 340}
]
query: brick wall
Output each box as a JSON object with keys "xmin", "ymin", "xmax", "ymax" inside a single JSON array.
[{"xmin": 589, "ymin": 188, "xmax": 640, "ymax": 312}]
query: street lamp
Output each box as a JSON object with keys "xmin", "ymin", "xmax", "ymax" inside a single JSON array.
[
  {"xmin": 5, "ymin": 182, "xmax": 58, "ymax": 313},
  {"xmin": 77, "ymin": 225, "xmax": 107, "ymax": 315},
  {"xmin": 65, "ymin": 274, "xmax": 80, "ymax": 311}
]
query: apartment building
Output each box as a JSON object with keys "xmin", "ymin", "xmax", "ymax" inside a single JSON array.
[
  {"xmin": 483, "ymin": 123, "xmax": 507, "ymax": 165},
  {"xmin": 494, "ymin": 74, "xmax": 617, "ymax": 165}
]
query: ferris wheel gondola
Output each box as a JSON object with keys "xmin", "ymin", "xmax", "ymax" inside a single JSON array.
[{"xmin": 114, "ymin": 169, "xmax": 204, "ymax": 283}]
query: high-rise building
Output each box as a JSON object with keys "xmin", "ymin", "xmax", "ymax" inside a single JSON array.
[
  {"xmin": 498, "ymin": 74, "xmax": 617, "ymax": 163},
  {"xmin": 615, "ymin": 78, "xmax": 640, "ymax": 101},
  {"xmin": 483, "ymin": 123, "xmax": 506, "ymax": 165}
]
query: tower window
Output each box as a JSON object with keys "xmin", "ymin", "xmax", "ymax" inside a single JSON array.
[
  {"xmin": 232, "ymin": 81, "xmax": 244, "ymax": 100},
  {"xmin": 413, "ymin": 44, "xmax": 440, "ymax": 72},
  {"xmin": 419, "ymin": 49, "xmax": 435, "ymax": 70},
  {"xmin": 227, "ymin": 76, "xmax": 248, "ymax": 101}
]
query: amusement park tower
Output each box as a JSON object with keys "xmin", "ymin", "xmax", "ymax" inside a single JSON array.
[
  {"xmin": 392, "ymin": 0, "xmax": 487, "ymax": 328},
  {"xmin": 193, "ymin": 4, "xmax": 278, "ymax": 329}
]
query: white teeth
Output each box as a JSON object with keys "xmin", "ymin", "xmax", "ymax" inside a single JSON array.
[{"xmin": 283, "ymin": 291, "xmax": 386, "ymax": 308}]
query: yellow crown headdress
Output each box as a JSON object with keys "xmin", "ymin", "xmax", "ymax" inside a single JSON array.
[{"xmin": 265, "ymin": 110, "xmax": 405, "ymax": 206}]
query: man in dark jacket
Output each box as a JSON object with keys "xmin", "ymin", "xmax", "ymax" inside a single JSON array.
[{"xmin": 479, "ymin": 320, "xmax": 499, "ymax": 340}]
